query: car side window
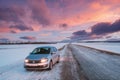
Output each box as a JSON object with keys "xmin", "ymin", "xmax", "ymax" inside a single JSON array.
[
  {"xmin": 54, "ymin": 47, "xmax": 57, "ymax": 52},
  {"xmin": 51, "ymin": 47, "xmax": 57, "ymax": 53},
  {"xmin": 51, "ymin": 48, "xmax": 54, "ymax": 53}
]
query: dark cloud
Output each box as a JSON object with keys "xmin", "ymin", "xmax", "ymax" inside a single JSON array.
[
  {"xmin": 0, "ymin": 6, "xmax": 25, "ymax": 22},
  {"xmin": 59, "ymin": 23, "xmax": 68, "ymax": 29},
  {"xmin": 10, "ymin": 24, "xmax": 33, "ymax": 31},
  {"xmin": 0, "ymin": 0, "xmax": 27, "ymax": 7},
  {"xmin": 71, "ymin": 30, "xmax": 92, "ymax": 40},
  {"xmin": 73, "ymin": 30, "xmax": 88, "ymax": 36},
  {"xmin": 20, "ymin": 36, "xmax": 36, "ymax": 40},
  {"xmin": 0, "ymin": 3, "xmax": 35, "ymax": 33},
  {"xmin": 71, "ymin": 19, "xmax": 120, "ymax": 40},
  {"xmin": 0, "ymin": 7, "xmax": 19, "ymax": 22},
  {"xmin": 28, "ymin": 0, "xmax": 51, "ymax": 26},
  {"xmin": 0, "ymin": 0, "xmax": 52, "ymax": 27},
  {"xmin": 111, "ymin": 20, "xmax": 120, "ymax": 32},
  {"xmin": 91, "ymin": 20, "xmax": 120, "ymax": 35},
  {"xmin": 10, "ymin": 30, "xmax": 17, "ymax": 33},
  {"xmin": 91, "ymin": 23, "xmax": 111, "ymax": 35},
  {"xmin": 0, "ymin": 38, "xmax": 9, "ymax": 42}
]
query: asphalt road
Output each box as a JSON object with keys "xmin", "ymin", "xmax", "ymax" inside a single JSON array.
[{"xmin": 68, "ymin": 44, "xmax": 120, "ymax": 80}]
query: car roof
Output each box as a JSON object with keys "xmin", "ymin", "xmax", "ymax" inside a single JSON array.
[{"xmin": 36, "ymin": 46, "xmax": 56, "ymax": 49}]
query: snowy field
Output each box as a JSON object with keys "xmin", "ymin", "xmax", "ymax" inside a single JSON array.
[
  {"xmin": 73, "ymin": 42, "xmax": 120, "ymax": 54},
  {"xmin": 0, "ymin": 43, "xmax": 67, "ymax": 80},
  {"xmin": 0, "ymin": 43, "xmax": 66, "ymax": 67}
]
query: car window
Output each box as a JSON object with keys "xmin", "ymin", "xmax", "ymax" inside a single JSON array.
[
  {"xmin": 51, "ymin": 48, "xmax": 54, "ymax": 52},
  {"xmin": 54, "ymin": 47, "xmax": 57, "ymax": 52},
  {"xmin": 31, "ymin": 47, "xmax": 50, "ymax": 54},
  {"xmin": 51, "ymin": 47, "xmax": 56, "ymax": 53}
]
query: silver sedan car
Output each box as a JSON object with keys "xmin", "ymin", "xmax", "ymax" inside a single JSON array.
[{"xmin": 24, "ymin": 46, "xmax": 60, "ymax": 70}]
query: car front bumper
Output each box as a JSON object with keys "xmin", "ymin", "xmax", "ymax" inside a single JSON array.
[{"xmin": 24, "ymin": 62, "xmax": 49, "ymax": 70}]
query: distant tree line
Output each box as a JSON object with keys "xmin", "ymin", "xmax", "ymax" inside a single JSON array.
[{"xmin": 0, "ymin": 41, "xmax": 57, "ymax": 45}]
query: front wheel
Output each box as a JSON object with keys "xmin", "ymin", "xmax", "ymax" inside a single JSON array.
[
  {"xmin": 25, "ymin": 69, "xmax": 31, "ymax": 71},
  {"xmin": 48, "ymin": 61, "xmax": 53, "ymax": 70}
]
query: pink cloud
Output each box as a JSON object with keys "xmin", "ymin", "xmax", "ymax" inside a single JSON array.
[
  {"xmin": 1, "ymin": 0, "xmax": 120, "ymax": 33},
  {"xmin": 0, "ymin": 0, "xmax": 120, "ymax": 41},
  {"xmin": 27, "ymin": 0, "xmax": 52, "ymax": 26},
  {"xmin": 54, "ymin": 0, "xmax": 120, "ymax": 28}
]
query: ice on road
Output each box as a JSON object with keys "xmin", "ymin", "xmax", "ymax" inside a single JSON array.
[{"xmin": 69, "ymin": 44, "xmax": 120, "ymax": 80}]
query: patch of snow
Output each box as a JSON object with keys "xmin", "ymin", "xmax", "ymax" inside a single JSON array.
[{"xmin": 73, "ymin": 42, "xmax": 120, "ymax": 54}]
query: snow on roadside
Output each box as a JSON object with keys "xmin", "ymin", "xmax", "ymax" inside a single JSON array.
[
  {"xmin": 0, "ymin": 43, "xmax": 67, "ymax": 80},
  {"xmin": 73, "ymin": 42, "xmax": 120, "ymax": 54},
  {"xmin": 0, "ymin": 61, "xmax": 62, "ymax": 80}
]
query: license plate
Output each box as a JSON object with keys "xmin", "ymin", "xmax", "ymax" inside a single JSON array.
[{"xmin": 28, "ymin": 64, "xmax": 38, "ymax": 66}]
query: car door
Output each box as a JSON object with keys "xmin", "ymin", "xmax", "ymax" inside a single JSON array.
[
  {"xmin": 51, "ymin": 47, "xmax": 56, "ymax": 64},
  {"xmin": 53, "ymin": 47, "xmax": 58, "ymax": 63}
]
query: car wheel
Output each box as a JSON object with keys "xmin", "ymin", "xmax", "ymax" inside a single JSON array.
[
  {"xmin": 26, "ymin": 69, "xmax": 30, "ymax": 71},
  {"xmin": 48, "ymin": 61, "xmax": 53, "ymax": 70},
  {"xmin": 57, "ymin": 56, "xmax": 60, "ymax": 63}
]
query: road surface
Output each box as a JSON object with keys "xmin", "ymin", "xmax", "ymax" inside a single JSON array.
[{"xmin": 68, "ymin": 44, "xmax": 120, "ymax": 80}]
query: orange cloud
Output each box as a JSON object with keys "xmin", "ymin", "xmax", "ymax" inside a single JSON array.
[
  {"xmin": 90, "ymin": 2, "xmax": 102, "ymax": 10},
  {"xmin": 0, "ymin": 27, "xmax": 10, "ymax": 33}
]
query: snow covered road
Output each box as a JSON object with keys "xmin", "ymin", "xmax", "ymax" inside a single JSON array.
[{"xmin": 69, "ymin": 44, "xmax": 120, "ymax": 80}]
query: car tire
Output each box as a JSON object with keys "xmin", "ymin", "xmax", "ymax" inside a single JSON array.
[
  {"xmin": 26, "ymin": 69, "xmax": 30, "ymax": 71},
  {"xmin": 48, "ymin": 61, "xmax": 53, "ymax": 70},
  {"xmin": 57, "ymin": 56, "xmax": 60, "ymax": 63}
]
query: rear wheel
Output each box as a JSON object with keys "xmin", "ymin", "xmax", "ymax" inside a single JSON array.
[
  {"xmin": 48, "ymin": 61, "xmax": 53, "ymax": 70},
  {"xmin": 57, "ymin": 56, "xmax": 60, "ymax": 63}
]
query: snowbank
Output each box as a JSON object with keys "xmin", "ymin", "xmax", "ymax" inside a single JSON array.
[{"xmin": 73, "ymin": 42, "xmax": 120, "ymax": 54}]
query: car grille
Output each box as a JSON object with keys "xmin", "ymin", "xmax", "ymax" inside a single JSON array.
[{"xmin": 28, "ymin": 60, "xmax": 40, "ymax": 63}]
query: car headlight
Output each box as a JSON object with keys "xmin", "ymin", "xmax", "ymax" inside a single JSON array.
[
  {"xmin": 25, "ymin": 59, "xmax": 29, "ymax": 63},
  {"xmin": 40, "ymin": 58, "xmax": 48, "ymax": 63}
]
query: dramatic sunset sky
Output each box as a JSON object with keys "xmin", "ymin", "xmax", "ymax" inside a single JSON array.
[{"xmin": 0, "ymin": 0, "xmax": 120, "ymax": 42}]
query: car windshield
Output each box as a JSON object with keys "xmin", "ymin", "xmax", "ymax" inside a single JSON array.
[{"xmin": 31, "ymin": 47, "xmax": 50, "ymax": 54}]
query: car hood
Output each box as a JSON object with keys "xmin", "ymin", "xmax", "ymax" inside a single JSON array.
[{"xmin": 26, "ymin": 54, "xmax": 49, "ymax": 60}]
